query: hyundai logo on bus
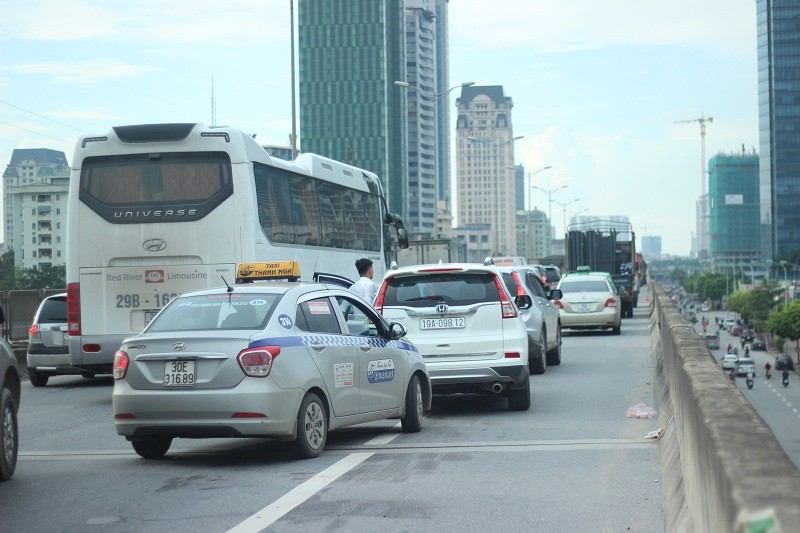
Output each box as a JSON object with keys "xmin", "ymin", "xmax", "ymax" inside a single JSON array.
[{"xmin": 142, "ymin": 238, "xmax": 167, "ymax": 252}]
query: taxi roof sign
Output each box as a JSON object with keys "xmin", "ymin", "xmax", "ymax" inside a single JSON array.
[
  {"xmin": 576, "ymin": 266, "xmax": 591, "ymax": 273},
  {"xmin": 236, "ymin": 261, "xmax": 301, "ymax": 282}
]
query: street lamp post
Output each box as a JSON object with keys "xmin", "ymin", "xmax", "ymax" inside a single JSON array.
[
  {"xmin": 394, "ymin": 80, "xmax": 475, "ymax": 100},
  {"xmin": 467, "ymin": 135, "xmax": 524, "ymax": 255},
  {"xmin": 531, "ymin": 184, "xmax": 567, "ymax": 226},
  {"xmin": 526, "ymin": 166, "xmax": 552, "ymax": 211},
  {"xmin": 553, "ymin": 198, "xmax": 580, "ymax": 236}
]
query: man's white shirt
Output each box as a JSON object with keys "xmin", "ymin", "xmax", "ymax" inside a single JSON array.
[{"xmin": 349, "ymin": 276, "xmax": 378, "ymax": 304}]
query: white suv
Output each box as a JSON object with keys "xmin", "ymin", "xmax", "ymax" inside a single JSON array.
[{"xmin": 375, "ymin": 263, "xmax": 532, "ymax": 410}]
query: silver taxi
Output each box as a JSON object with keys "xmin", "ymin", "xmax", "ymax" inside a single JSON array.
[{"xmin": 113, "ymin": 262, "xmax": 430, "ymax": 460}]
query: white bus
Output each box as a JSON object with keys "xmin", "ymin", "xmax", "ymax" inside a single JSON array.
[{"xmin": 66, "ymin": 123, "xmax": 408, "ymax": 375}]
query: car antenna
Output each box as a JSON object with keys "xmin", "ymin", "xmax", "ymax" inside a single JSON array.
[{"xmin": 222, "ymin": 276, "xmax": 234, "ymax": 293}]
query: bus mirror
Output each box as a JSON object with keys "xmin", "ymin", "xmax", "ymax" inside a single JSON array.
[{"xmin": 397, "ymin": 228, "xmax": 409, "ymax": 249}]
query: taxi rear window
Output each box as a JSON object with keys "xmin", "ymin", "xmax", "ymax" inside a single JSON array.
[
  {"xmin": 146, "ymin": 293, "xmax": 280, "ymax": 332},
  {"xmin": 382, "ymin": 273, "xmax": 500, "ymax": 308},
  {"xmin": 559, "ymin": 280, "xmax": 609, "ymax": 293}
]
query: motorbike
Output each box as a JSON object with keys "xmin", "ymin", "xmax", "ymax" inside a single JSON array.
[
  {"xmin": 783, "ymin": 372, "xmax": 790, "ymax": 388},
  {"xmin": 746, "ymin": 374, "xmax": 754, "ymax": 389},
  {"xmin": 766, "ymin": 369, "xmax": 772, "ymax": 380}
]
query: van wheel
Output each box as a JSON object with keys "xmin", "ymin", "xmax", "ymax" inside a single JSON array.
[
  {"xmin": 508, "ymin": 380, "xmax": 531, "ymax": 411},
  {"xmin": 27, "ymin": 368, "xmax": 49, "ymax": 387},
  {"xmin": 131, "ymin": 436, "xmax": 172, "ymax": 459},
  {"xmin": 293, "ymin": 392, "xmax": 327, "ymax": 459},
  {"xmin": 401, "ymin": 375, "xmax": 423, "ymax": 433}
]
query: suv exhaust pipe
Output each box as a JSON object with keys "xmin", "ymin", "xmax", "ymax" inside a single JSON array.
[{"xmin": 491, "ymin": 382, "xmax": 504, "ymax": 394}]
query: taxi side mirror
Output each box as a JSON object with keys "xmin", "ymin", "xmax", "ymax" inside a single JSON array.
[
  {"xmin": 515, "ymin": 295, "xmax": 532, "ymax": 310},
  {"xmin": 389, "ymin": 322, "xmax": 406, "ymax": 340},
  {"xmin": 548, "ymin": 289, "xmax": 563, "ymax": 300}
]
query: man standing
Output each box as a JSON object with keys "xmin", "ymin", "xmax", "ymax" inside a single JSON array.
[{"xmin": 349, "ymin": 258, "xmax": 378, "ymax": 304}]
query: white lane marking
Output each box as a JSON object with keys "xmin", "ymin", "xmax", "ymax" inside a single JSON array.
[
  {"xmin": 226, "ymin": 452, "xmax": 373, "ymax": 533},
  {"xmin": 364, "ymin": 422, "xmax": 402, "ymax": 446}
]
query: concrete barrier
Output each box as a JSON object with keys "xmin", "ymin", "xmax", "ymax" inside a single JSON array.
[{"xmin": 650, "ymin": 283, "xmax": 800, "ymax": 532}]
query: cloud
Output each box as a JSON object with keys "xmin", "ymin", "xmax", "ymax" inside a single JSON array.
[
  {"xmin": 0, "ymin": 59, "xmax": 157, "ymax": 83},
  {"xmin": 1, "ymin": 0, "xmax": 291, "ymax": 48},
  {"xmin": 450, "ymin": 0, "xmax": 755, "ymax": 55}
]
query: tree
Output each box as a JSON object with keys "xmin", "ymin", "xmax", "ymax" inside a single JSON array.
[
  {"xmin": 16, "ymin": 265, "xmax": 66, "ymax": 290},
  {"xmin": 768, "ymin": 301, "xmax": 800, "ymax": 363},
  {"xmin": 725, "ymin": 282, "xmax": 782, "ymax": 324}
]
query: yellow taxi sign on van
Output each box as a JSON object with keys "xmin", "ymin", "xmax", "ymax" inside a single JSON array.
[{"xmin": 236, "ymin": 261, "xmax": 301, "ymax": 282}]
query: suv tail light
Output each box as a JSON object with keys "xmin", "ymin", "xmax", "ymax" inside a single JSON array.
[
  {"xmin": 510, "ymin": 271, "xmax": 527, "ymax": 297},
  {"xmin": 604, "ymin": 297, "xmax": 618, "ymax": 308},
  {"xmin": 67, "ymin": 282, "xmax": 81, "ymax": 336},
  {"xmin": 113, "ymin": 351, "xmax": 129, "ymax": 380},
  {"xmin": 237, "ymin": 346, "xmax": 280, "ymax": 377},
  {"xmin": 374, "ymin": 277, "xmax": 392, "ymax": 314},
  {"xmin": 492, "ymin": 275, "xmax": 517, "ymax": 319},
  {"xmin": 29, "ymin": 324, "xmax": 39, "ymax": 337}
]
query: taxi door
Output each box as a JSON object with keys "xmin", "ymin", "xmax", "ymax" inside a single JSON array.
[
  {"xmin": 296, "ymin": 296, "xmax": 359, "ymax": 417},
  {"xmin": 334, "ymin": 295, "xmax": 404, "ymax": 414}
]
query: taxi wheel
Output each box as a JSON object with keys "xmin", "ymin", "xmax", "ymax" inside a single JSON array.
[
  {"xmin": 131, "ymin": 436, "xmax": 172, "ymax": 460},
  {"xmin": 612, "ymin": 324, "xmax": 621, "ymax": 335},
  {"xmin": 294, "ymin": 392, "xmax": 327, "ymax": 459},
  {"xmin": 401, "ymin": 375, "xmax": 423, "ymax": 433},
  {"xmin": 1, "ymin": 387, "xmax": 19, "ymax": 481},
  {"xmin": 508, "ymin": 379, "xmax": 531, "ymax": 411}
]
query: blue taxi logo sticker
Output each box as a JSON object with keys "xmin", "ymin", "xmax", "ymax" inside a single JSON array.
[
  {"xmin": 277, "ymin": 314, "xmax": 293, "ymax": 329},
  {"xmin": 367, "ymin": 359, "xmax": 395, "ymax": 384}
]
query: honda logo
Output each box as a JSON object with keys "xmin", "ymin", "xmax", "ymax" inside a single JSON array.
[
  {"xmin": 436, "ymin": 304, "xmax": 448, "ymax": 314},
  {"xmin": 142, "ymin": 238, "xmax": 167, "ymax": 252},
  {"xmin": 173, "ymin": 342, "xmax": 186, "ymax": 351}
]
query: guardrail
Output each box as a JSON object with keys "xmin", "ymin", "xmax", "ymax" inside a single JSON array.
[
  {"xmin": 1, "ymin": 289, "xmax": 65, "ymax": 344},
  {"xmin": 650, "ymin": 282, "xmax": 800, "ymax": 531}
]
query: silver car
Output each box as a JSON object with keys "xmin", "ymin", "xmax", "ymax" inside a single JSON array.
[
  {"xmin": 555, "ymin": 272, "xmax": 622, "ymax": 335},
  {"xmin": 113, "ymin": 272, "xmax": 430, "ymax": 460},
  {"xmin": 1, "ymin": 307, "xmax": 22, "ymax": 481},
  {"xmin": 27, "ymin": 293, "xmax": 86, "ymax": 386},
  {"xmin": 499, "ymin": 266, "xmax": 563, "ymax": 374}
]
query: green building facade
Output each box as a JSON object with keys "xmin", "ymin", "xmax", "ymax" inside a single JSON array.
[
  {"xmin": 298, "ymin": 0, "xmax": 407, "ymax": 216},
  {"xmin": 708, "ymin": 152, "xmax": 760, "ymax": 263}
]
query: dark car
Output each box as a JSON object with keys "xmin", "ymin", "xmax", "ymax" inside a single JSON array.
[
  {"xmin": 1, "ymin": 305, "xmax": 22, "ymax": 481},
  {"xmin": 775, "ymin": 354, "xmax": 795, "ymax": 371},
  {"xmin": 543, "ymin": 265, "xmax": 562, "ymax": 290},
  {"xmin": 731, "ymin": 325, "xmax": 743, "ymax": 336},
  {"xmin": 751, "ymin": 339, "xmax": 767, "ymax": 351},
  {"xmin": 742, "ymin": 331, "xmax": 755, "ymax": 343}
]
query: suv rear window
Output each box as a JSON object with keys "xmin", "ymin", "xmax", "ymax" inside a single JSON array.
[
  {"xmin": 382, "ymin": 273, "xmax": 500, "ymax": 307},
  {"xmin": 37, "ymin": 296, "xmax": 67, "ymax": 323}
]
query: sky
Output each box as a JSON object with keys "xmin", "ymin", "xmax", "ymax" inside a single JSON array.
[{"xmin": 0, "ymin": 0, "xmax": 759, "ymax": 256}]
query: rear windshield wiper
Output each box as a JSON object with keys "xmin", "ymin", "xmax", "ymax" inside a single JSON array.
[{"xmin": 404, "ymin": 295, "xmax": 445, "ymax": 302}]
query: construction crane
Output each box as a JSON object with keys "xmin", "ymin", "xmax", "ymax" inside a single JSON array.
[{"xmin": 675, "ymin": 113, "xmax": 713, "ymax": 196}]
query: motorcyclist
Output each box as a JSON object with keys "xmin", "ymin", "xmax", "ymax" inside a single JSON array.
[
  {"xmin": 746, "ymin": 371, "xmax": 755, "ymax": 388},
  {"xmin": 727, "ymin": 343, "xmax": 733, "ymax": 354},
  {"xmin": 744, "ymin": 346, "xmax": 750, "ymax": 357},
  {"xmin": 783, "ymin": 369, "xmax": 790, "ymax": 383},
  {"xmin": 765, "ymin": 361, "xmax": 772, "ymax": 377},
  {"xmin": 729, "ymin": 368, "xmax": 736, "ymax": 383}
]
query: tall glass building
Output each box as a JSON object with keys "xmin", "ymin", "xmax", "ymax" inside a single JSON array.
[
  {"xmin": 758, "ymin": 0, "xmax": 800, "ymax": 260},
  {"xmin": 708, "ymin": 152, "xmax": 760, "ymax": 264},
  {"xmin": 298, "ymin": 0, "xmax": 407, "ymax": 216}
]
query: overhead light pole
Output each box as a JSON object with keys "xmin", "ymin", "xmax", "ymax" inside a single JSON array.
[
  {"xmin": 467, "ymin": 135, "xmax": 524, "ymax": 255},
  {"xmin": 553, "ymin": 198, "xmax": 580, "ymax": 236},
  {"xmin": 531, "ymin": 184, "xmax": 567, "ymax": 228},
  {"xmin": 526, "ymin": 165, "xmax": 552, "ymax": 212},
  {"xmin": 290, "ymin": 0, "xmax": 297, "ymax": 160}
]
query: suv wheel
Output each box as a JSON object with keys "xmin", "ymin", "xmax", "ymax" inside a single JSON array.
[
  {"xmin": 27, "ymin": 368, "xmax": 49, "ymax": 387},
  {"xmin": 546, "ymin": 325, "xmax": 562, "ymax": 366},
  {"xmin": 508, "ymin": 379, "xmax": 531, "ymax": 411},
  {"xmin": 529, "ymin": 333, "xmax": 546, "ymax": 375}
]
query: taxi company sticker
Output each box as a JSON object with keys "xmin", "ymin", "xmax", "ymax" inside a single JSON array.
[
  {"xmin": 307, "ymin": 301, "xmax": 331, "ymax": 315},
  {"xmin": 334, "ymin": 362, "xmax": 354, "ymax": 388},
  {"xmin": 367, "ymin": 359, "xmax": 395, "ymax": 384},
  {"xmin": 277, "ymin": 314, "xmax": 293, "ymax": 329}
]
